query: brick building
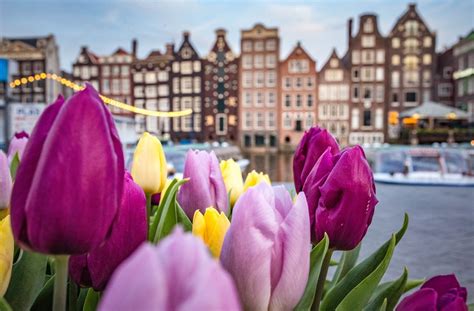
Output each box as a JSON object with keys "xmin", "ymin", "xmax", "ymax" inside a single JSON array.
[
  {"xmin": 433, "ymin": 47, "xmax": 455, "ymax": 106},
  {"xmin": 453, "ymin": 30, "xmax": 474, "ymax": 121}
]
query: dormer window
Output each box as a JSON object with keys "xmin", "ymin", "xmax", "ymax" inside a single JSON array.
[{"xmin": 364, "ymin": 18, "xmax": 374, "ymax": 33}]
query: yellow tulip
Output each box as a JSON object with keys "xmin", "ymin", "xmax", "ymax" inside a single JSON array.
[
  {"xmin": 131, "ymin": 132, "xmax": 167, "ymax": 195},
  {"xmin": 192, "ymin": 208, "xmax": 230, "ymax": 258},
  {"xmin": 243, "ymin": 170, "xmax": 271, "ymax": 192},
  {"xmin": 220, "ymin": 159, "xmax": 244, "ymax": 206},
  {"xmin": 0, "ymin": 215, "xmax": 13, "ymax": 297}
]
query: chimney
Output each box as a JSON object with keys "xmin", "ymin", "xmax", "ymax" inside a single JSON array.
[
  {"xmin": 215, "ymin": 28, "xmax": 227, "ymax": 38},
  {"xmin": 409, "ymin": 3, "xmax": 416, "ymax": 10},
  {"xmin": 183, "ymin": 31, "xmax": 190, "ymax": 40},
  {"xmin": 132, "ymin": 39, "xmax": 137, "ymax": 58},
  {"xmin": 348, "ymin": 18, "xmax": 353, "ymax": 48},
  {"xmin": 80, "ymin": 45, "xmax": 88, "ymax": 53},
  {"xmin": 166, "ymin": 43, "xmax": 174, "ymax": 56}
]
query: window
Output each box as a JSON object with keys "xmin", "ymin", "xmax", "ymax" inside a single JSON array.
[
  {"xmin": 307, "ymin": 94, "xmax": 313, "ymax": 107},
  {"xmin": 73, "ymin": 67, "xmax": 80, "ymax": 77},
  {"xmin": 193, "ymin": 77, "xmax": 201, "ymax": 93},
  {"xmin": 352, "ymin": 108, "xmax": 360, "ymax": 129},
  {"xmin": 457, "ymin": 80, "xmax": 464, "ymax": 96},
  {"xmin": 423, "ymin": 54, "xmax": 432, "ymax": 65},
  {"xmin": 296, "ymin": 94, "xmax": 302, "ymax": 108},
  {"xmin": 173, "ymin": 78, "xmax": 180, "ymax": 93},
  {"xmin": 283, "ymin": 113, "xmax": 292, "ymax": 129},
  {"xmin": 267, "ymin": 92, "xmax": 276, "ymax": 107},
  {"xmin": 284, "ymin": 77, "xmax": 291, "ymax": 89},
  {"xmin": 159, "ymin": 98, "xmax": 169, "ymax": 111},
  {"xmin": 172, "ymin": 62, "xmax": 180, "ymax": 73},
  {"xmin": 266, "ymin": 71, "xmax": 276, "ymax": 87},
  {"xmin": 289, "ymin": 60, "xmax": 309, "ymax": 73},
  {"xmin": 243, "ymin": 72, "xmax": 252, "ymax": 87},
  {"xmin": 364, "ymin": 18, "xmax": 374, "ymax": 32},
  {"xmin": 112, "ymin": 79, "xmax": 120, "ymax": 94},
  {"xmin": 266, "ymin": 39, "xmax": 276, "ymax": 51},
  {"xmin": 375, "ymin": 85, "xmax": 384, "ymax": 102},
  {"xmin": 324, "ymin": 70, "xmax": 343, "ymax": 81},
  {"xmin": 255, "ymin": 112, "xmax": 264, "ymax": 129},
  {"xmin": 438, "ymin": 83, "xmax": 452, "ymax": 97},
  {"xmin": 404, "ymin": 39, "xmax": 419, "ymax": 54},
  {"xmin": 145, "ymin": 86, "xmax": 157, "ymax": 97},
  {"xmin": 181, "ymin": 62, "xmax": 192, "ymax": 74},
  {"xmin": 307, "ymin": 77, "xmax": 314, "ymax": 88},
  {"xmin": 134, "ymin": 72, "xmax": 143, "ymax": 82},
  {"xmin": 404, "ymin": 70, "xmax": 419, "ymax": 87},
  {"xmin": 375, "ymin": 108, "xmax": 383, "ymax": 129},
  {"xmin": 181, "ymin": 97, "xmax": 192, "ymax": 109},
  {"xmin": 145, "ymin": 72, "xmax": 156, "ymax": 83},
  {"xmin": 352, "ymin": 50, "xmax": 360, "ymax": 64},
  {"xmin": 133, "ymin": 85, "xmax": 143, "ymax": 97},
  {"xmin": 255, "ymin": 41, "xmax": 264, "ymax": 51},
  {"xmin": 353, "ymin": 85, "xmax": 359, "ymax": 100},
  {"xmin": 193, "ymin": 97, "xmax": 201, "ymax": 112},
  {"xmin": 244, "ymin": 112, "xmax": 252, "ymax": 129},
  {"xmin": 254, "ymin": 55, "xmax": 264, "ymax": 68},
  {"xmin": 392, "ymin": 55, "xmax": 400, "ymax": 65},
  {"xmin": 352, "ymin": 68, "xmax": 360, "ymax": 80},
  {"xmin": 33, "ymin": 61, "xmax": 43, "ymax": 72},
  {"xmin": 392, "ymin": 92, "xmax": 399, "ymax": 103},
  {"xmin": 362, "ymin": 50, "xmax": 374, "ymax": 64},
  {"xmin": 443, "ymin": 67, "xmax": 452, "ymax": 79},
  {"xmin": 254, "ymin": 72, "xmax": 264, "ymax": 87},
  {"xmin": 376, "ymin": 50, "xmax": 385, "ymax": 64},
  {"xmin": 244, "ymin": 91, "xmax": 252, "ymax": 107},
  {"xmin": 363, "ymin": 109, "xmax": 372, "ymax": 126},
  {"xmin": 362, "ymin": 36, "xmax": 375, "ymax": 47},
  {"xmin": 340, "ymin": 85, "xmax": 349, "ymax": 100},
  {"xmin": 392, "ymin": 38, "xmax": 400, "ymax": 48},
  {"xmin": 102, "ymin": 79, "xmax": 110, "ymax": 93},
  {"xmin": 376, "ymin": 67, "xmax": 384, "ymax": 81},
  {"xmin": 158, "ymin": 85, "xmax": 169, "ymax": 96},
  {"xmin": 392, "ymin": 71, "xmax": 400, "ymax": 88},
  {"xmin": 330, "ymin": 59, "xmax": 338, "ymax": 67},
  {"xmin": 266, "ymin": 55, "xmax": 276, "ymax": 68},
  {"xmin": 305, "ymin": 113, "xmax": 314, "ymax": 128},
  {"xmin": 181, "ymin": 77, "xmax": 192, "ymax": 93},
  {"xmin": 423, "ymin": 89, "xmax": 431, "ymax": 102},
  {"xmin": 158, "ymin": 71, "xmax": 168, "ymax": 81},
  {"xmin": 267, "ymin": 112, "xmax": 276, "ymax": 129},
  {"xmin": 405, "ymin": 20, "xmax": 419, "ymax": 36},
  {"xmin": 255, "ymin": 92, "xmax": 264, "ymax": 106},
  {"xmin": 424, "ymin": 36, "xmax": 432, "ymax": 47},
  {"xmin": 363, "ymin": 86, "xmax": 373, "ymax": 100},
  {"xmin": 242, "ymin": 55, "xmax": 252, "ymax": 69},
  {"xmin": 81, "ymin": 66, "xmax": 90, "ymax": 79},
  {"xmin": 242, "ymin": 40, "xmax": 252, "ymax": 52},
  {"xmin": 423, "ymin": 70, "xmax": 431, "ymax": 86},
  {"xmin": 122, "ymin": 79, "xmax": 130, "ymax": 93},
  {"xmin": 112, "ymin": 66, "xmax": 120, "ymax": 76},
  {"xmin": 121, "ymin": 65, "xmax": 129, "ymax": 76},
  {"xmin": 405, "ymin": 91, "xmax": 417, "ymax": 103},
  {"xmin": 295, "ymin": 77, "xmax": 302, "ymax": 88},
  {"xmin": 193, "ymin": 61, "xmax": 201, "ymax": 72},
  {"xmin": 319, "ymin": 85, "xmax": 328, "ymax": 100},
  {"xmin": 361, "ymin": 67, "xmax": 374, "ymax": 81}
]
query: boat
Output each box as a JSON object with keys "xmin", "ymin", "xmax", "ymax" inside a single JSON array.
[{"xmin": 371, "ymin": 147, "xmax": 474, "ymax": 186}]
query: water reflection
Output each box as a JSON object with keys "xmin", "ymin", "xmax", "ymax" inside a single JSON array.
[{"xmin": 243, "ymin": 152, "xmax": 294, "ymax": 183}]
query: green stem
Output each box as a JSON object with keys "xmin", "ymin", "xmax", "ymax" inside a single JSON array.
[
  {"xmin": 312, "ymin": 248, "xmax": 334, "ymax": 311},
  {"xmin": 53, "ymin": 255, "xmax": 69, "ymax": 311}
]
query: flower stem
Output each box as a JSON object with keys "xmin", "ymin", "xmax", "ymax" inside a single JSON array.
[
  {"xmin": 53, "ymin": 255, "xmax": 70, "ymax": 311},
  {"xmin": 312, "ymin": 248, "xmax": 334, "ymax": 311}
]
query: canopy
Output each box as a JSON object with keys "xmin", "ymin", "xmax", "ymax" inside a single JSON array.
[{"xmin": 399, "ymin": 101, "xmax": 469, "ymax": 120}]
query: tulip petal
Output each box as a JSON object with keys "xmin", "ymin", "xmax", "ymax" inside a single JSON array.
[
  {"xmin": 396, "ymin": 288, "xmax": 438, "ymax": 311},
  {"xmin": 422, "ymin": 274, "xmax": 461, "ymax": 299},
  {"xmin": 0, "ymin": 152, "xmax": 12, "ymax": 209},
  {"xmin": 0, "ymin": 216, "xmax": 13, "ymax": 297}
]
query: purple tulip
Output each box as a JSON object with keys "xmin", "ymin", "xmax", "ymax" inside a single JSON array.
[
  {"xmin": 293, "ymin": 127, "xmax": 339, "ymax": 193},
  {"xmin": 7, "ymin": 131, "xmax": 29, "ymax": 164},
  {"xmin": 10, "ymin": 85, "xmax": 124, "ymax": 254},
  {"xmin": 0, "ymin": 151, "xmax": 12, "ymax": 209},
  {"xmin": 69, "ymin": 172, "xmax": 147, "ymax": 291},
  {"xmin": 178, "ymin": 150, "xmax": 228, "ymax": 219},
  {"xmin": 306, "ymin": 146, "xmax": 377, "ymax": 250},
  {"xmin": 99, "ymin": 227, "xmax": 241, "ymax": 311},
  {"xmin": 397, "ymin": 274, "xmax": 468, "ymax": 311},
  {"xmin": 221, "ymin": 183, "xmax": 310, "ymax": 311}
]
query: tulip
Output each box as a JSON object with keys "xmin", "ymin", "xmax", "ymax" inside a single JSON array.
[
  {"xmin": 178, "ymin": 150, "xmax": 228, "ymax": 219},
  {"xmin": 220, "ymin": 159, "xmax": 244, "ymax": 206},
  {"xmin": 131, "ymin": 132, "xmax": 167, "ymax": 195},
  {"xmin": 0, "ymin": 216, "xmax": 13, "ymax": 297},
  {"xmin": 293, "ymin": 126, "xmax": 339, "ymax": 192},
  {"xmin": 243, "ymin": 170, "xmax": 271, "ymax": 192},
  {"xmin": 99, "ymin": 228, "xmax": 241, "ymax": 311},
  {"xmin": 192, "ymin": 207, "xmax": 230, "ymax": 257},
  {"xmin": 151, "ymin": 179, "xmax": 172, "ymax": 206},
  {"xmin": 69, "ymin": 172, "xmax": 147, "ymax": 291},
  {"xmin": 396, "ymin": 274, "xmax": 468, "ymax": 311},
  {"xmin": 221, "ymin": 183, "xmax": 310, "ymax": 311},
  {"xmin": 307, "ymin": 146, "xmax": 377, "ymax": 250},
  {"xmin": 7, "ymin": 131, "xmax": 29, "ymax": 164},
  {"xmin": 10, "ymin": 85, "xmax": 124, "ymax": 255},
  {"xmin": 0, "ymin": 152, "xmax": 12, "ymax": 210}
]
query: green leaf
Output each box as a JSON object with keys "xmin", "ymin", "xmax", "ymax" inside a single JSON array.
[
  {"xmin": 9, "ymin": 153, "xmax": 20, "ymax": 180},
  {"xmin": 320, "ymin": 214, "xmax": 409, "ymax": 311},
  {"xmin": 330, "ymin": 243, "xmax": 361, "ymax": 288},
  {"xmin": 294, "ymin": 234, "xmax": 329, "ymax": 311},
  {"xmin": 404, "ymin": 279, "xmax": 424, "ymax": 293},
  {"xmin": 468, "ymin": 302, "xmax": 474, "ymax": 311},
  {"xmin": 4, "ymin": 251, "xmax": 48, "ymax": 311},
  {"xmin": 149, "ymin": 179, "xmax": 178, "ymax": 240},
  {"xmin": 379, "ymin": 299, "xmax": 388, "ymax": 311},
  {"xmin": 77, "ymin": 288, "xmax": 89, "ymax": 311},
  {"xmin": 30, "ymin": 275, "xmax": 54, "ymax": 311},
  {"xmin": 83, "ymin": 289, "xmax": 100, "ymax": 311},
  {"xmin": 0, "ymin": 297, "xmax": 13, "ymax": 311},
  {"xmin": 176, "ymin": 202, "xmax": 192, "ymax": 231},
  {"xmin": 364, "ymin": 267, "xmax": 408, "ymax": 311}
]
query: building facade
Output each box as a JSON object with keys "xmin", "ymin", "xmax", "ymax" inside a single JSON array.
[
  {"xmin": 348, "ymin": 14, "xmax": 387, "ymax": 145},
  {"xmin": 131, "ymin": 44, "xmax": 174, "ymax": 138},
  {"xmin": 317, "ymin": 50, "xmax": 350, "ymax": 146},
  {"xmin": 171, "ymin": 31, "xmax": 204, "ymax": 142},
  {"xmin": 239, "ymin": 23, "xmax": 279, "ymax": 150},
  {"xmin": 387, "ymin": 3, "xmax": 436, "ymax": 138},
  {"xmin": 0, "ymin": 35, "xmax": 60, "ymax": 104},
  {"xmin": 279, "ymin": 41, "xmax": 317, "ymax": 150},
  {"xmin": 453, "ymin": 30, "xmax": 474, "ymax": 122},
  {"xmin": 433, "ymin": 47, "xmax": 455, "ymax": 106},
  {"xmin": 203, "ymin": 29, "xmax": 239, "ymax": 142}
]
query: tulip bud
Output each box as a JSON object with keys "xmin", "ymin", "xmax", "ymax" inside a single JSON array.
[
  {"xmin": 0, "ymin": 152, "xmax": 12, "ymax": 210},
  {"xmin": 243, "ymin": 170, "xmax": 271, "ymax": 192},
  {"xmin": 0, "ymin": 216, "xmax": 13, "ymax": 297},
  {"xmin": 69, "ymin": 172, "xmax": 147, "ymax": 291},
  {"xmin": 293, "ymin": 127, "xmax": 339, "ymax": 192},
  {"xmin": 396, "ymin": 274, "xmax": 468, "ymax": 310},
  {"xmin": 220, "ymin": 159, "xmax": 244, "ymax": 206},
  {"xmin": 306, "ymin": 146, "xmax": 377, "ymax": 250},
  {"xmin": 221, "ymin": 183, "xmax": 310, "ymax": 311},
  {"xmin": 99, "ymin": 228, "xmax": 241, "ymax": 311},
  {"xmin": 7, "ymin": 131, "xmax": 29, "ymax": 164},
  {"xmin": 192, "ymin": 207, "xmax": 230, "ymax": 257},
  {"xmin": 10, "ymin": 85, "xmax": 124, "ymax": 255},
  {"xmin": 178, "ymin": 150, "xmax": 228, "ymax": 219},
  {"xmin": 131, "ymin": 132, "xmax": 167, "ymax": 195}
]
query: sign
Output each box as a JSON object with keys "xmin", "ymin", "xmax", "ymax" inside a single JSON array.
[
  {"xmin": 0, "ymin": 59, "xmax": 7, "ymax": 82},
  {"xmin": 8, "ymin": 103, "xmax": 46, "ymax": 137}
]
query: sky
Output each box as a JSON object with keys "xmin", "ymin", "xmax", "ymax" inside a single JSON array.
[{"xmin": 1, "ymin": 0, "xmax": 472, "ymax": 71}]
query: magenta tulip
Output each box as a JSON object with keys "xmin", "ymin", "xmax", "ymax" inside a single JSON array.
[
  {"xmin": 7, "ymin": 131, "xmax": 29, "ymax": 164},
  {"xmin": 69, "ymin": 172, "xmax": 147, "ymax": 291},
  {"xmin": 397, "ymin": 274, "xmax": 468, "ymax": 311},
  {"xmin": 178, "ymin": 150, "xmax": 228, "ymax": 218},
  {"xmin": 221, "ymin": 182, "xmax": 310, "ymax": 311},
  {"xmin": 10, "ymin": 85, "xmax": 124, "ymax": 254},
  {"xmin": 99, "ymin": 228, "xmax": 241, "ymax": 311},
  {"xmin": 293, "ymin": 127, "xmax": 339, "ymax": 192},
  {"xmin": 305, "ymin": 146, "xmax": 377, "ymax": 250},
  {"xmin": 0, "ymin": 151, "xmax": 12, "ymax": 209}
]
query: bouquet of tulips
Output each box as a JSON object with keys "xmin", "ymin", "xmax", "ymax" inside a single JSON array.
[{"xmin": 0, "ymin": 85, "xmax": 469, "ymax": 311}]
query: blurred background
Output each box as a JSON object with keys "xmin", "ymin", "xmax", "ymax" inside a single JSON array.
[{"xmin": 1, "ymin": 0, "xmax": 473, "ymax": 301}]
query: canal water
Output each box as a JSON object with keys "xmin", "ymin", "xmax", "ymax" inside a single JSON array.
[{"xmin": 245, "ymin": 152, "xmax": 474, "ymax": 301}]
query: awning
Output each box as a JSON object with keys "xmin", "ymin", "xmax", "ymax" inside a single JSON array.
[{"xmin": 399, "ymin": 101, "xmax": 469, "ymax": 120}]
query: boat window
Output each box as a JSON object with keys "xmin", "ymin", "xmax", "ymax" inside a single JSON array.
[
  {"xmin": 443, "ymin": 151, "xmax": 468, "ymax": 174},
  {"xmin": 411, "ymin": 156, "xmax": 440, "ymax": 172},
  {"xmin": 377, "ymin": 151, "xmax": 406, "ymax": 173}
]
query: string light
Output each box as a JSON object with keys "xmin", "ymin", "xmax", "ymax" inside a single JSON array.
[{"xmin": 9, "ymin": 73, "xmax": 192, "ymax": 118}]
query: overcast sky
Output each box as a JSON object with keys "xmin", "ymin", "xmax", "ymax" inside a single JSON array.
[{"xmin": 1, "ymin": 0, "xmax": 472, "ymax": 71}]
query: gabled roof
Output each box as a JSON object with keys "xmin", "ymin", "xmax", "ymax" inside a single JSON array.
[
  {"xmin": 112, "ymin": 48, "xmax": 130, "ymax": 55},
  {"xmin": 389, "ymin": 3, "xmax": 433, "ymax": 36},
  {"xmin": 282, "ymin": 41, "xmax": 315, "ymax": 64}
]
